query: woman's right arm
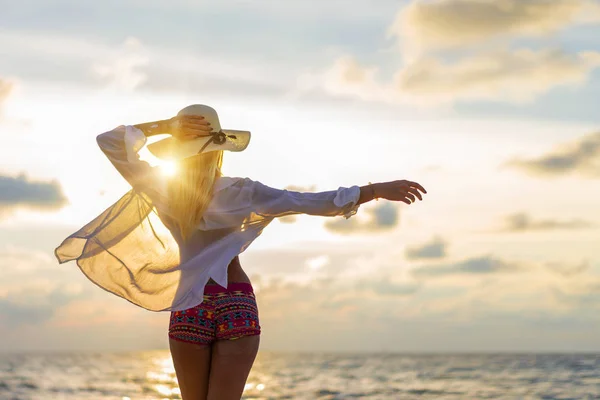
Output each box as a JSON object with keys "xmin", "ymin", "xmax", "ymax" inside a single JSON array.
[
  {"xmin": 359, "ymin": 180, "xmax": 427, "ymax": 205},
  {"xmin": 233, "ymin": 178, "xmax": 427, "ymax": 221}
]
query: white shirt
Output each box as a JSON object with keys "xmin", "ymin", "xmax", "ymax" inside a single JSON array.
[{"xmin": 55, "ymin": 125, "xmax": 361, "ymax": 311}]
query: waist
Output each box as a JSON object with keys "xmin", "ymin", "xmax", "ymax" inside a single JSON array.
[
  {"xmin": 207, "ymin": 256, "xmax": 250, "ymax": 286},
  {"xmin": 204, "ymin": 281, "xmax": 254, "ymax": 294}
]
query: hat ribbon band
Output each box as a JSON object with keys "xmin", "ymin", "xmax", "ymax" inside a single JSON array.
[{"xmin": 197, "ymin": 130, "xmax": 238, "ymax": 154}]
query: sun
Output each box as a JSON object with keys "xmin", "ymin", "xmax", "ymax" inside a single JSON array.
[
  {"xmin": 159, "ymin": 161, "xmax": 178, "ymax": 177},
  {"xmin": 137, "ymin": 140, "xmax": 178, "ymax": 177}
]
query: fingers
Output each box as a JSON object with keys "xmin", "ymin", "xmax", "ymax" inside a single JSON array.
[
  {"xmin": 408, "ymin": 181, "xmax": 427, "ymax": 194},
  {"xmin": 178, "ymin": 115, "xmax": 205, "ymax": 123},
  {"xmin": 181, "ymin": 123, "xmax": 212, "ymax": 132},
  {"xmin": 177, "ymin": 116, "xmax": 211, "ymax": 129},
  {"xmin": 391, "ymin": 180, "xmax": 427, "ymax": 204},
  {"xmin": 179, "ymin": 132, "xmax": 208, "ymax": 141},
  {"xmin": 176, "ymin": 115, "xmax": 213, "ymax": 139},
  {"xmin": 406, "ymin": 187, "xmax": 422, "ymax": 201}
]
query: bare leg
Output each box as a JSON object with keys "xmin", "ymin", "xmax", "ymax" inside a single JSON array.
[
  {"xmin": 207, "ymin": 336, "xmax": 260, "ymax": 400},
  {"xmin": 169, "ymin": 339, "xmax": 212, "ymax": 400}
]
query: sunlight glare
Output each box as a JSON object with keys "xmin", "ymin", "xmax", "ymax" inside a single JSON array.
[{"xmin": 159, "ymin": 161, "xmax": 178, "ymax": 177}]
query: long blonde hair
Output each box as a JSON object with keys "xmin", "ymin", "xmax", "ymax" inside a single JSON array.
[{"xmin": 167, "ymin": 150, "xmax": 224, "ymax": 241}]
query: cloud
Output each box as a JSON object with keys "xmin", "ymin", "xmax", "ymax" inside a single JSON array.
[
  {"xmin": 316, "ymin": 49, "xmax": 600, "ymax": 105},
  {"xmin": 551, "ymin": 279, "xmax": 600, "ymax": 308},
  {"xmin": 0, "ymin": 283, "xmax": 84, "ymax": 325},
  {"xmin": 91, "ymin": 37, "xmax": 148, "ymax": 91},
  {"xmin": 0, "ymin": 173, "xmax": 68, "ymax": 215},
  {"xmin": 546, "ymin": 261, "xmax": 590, "ymax": 277},
  {"xmin": 309, "ymin": 56, "xmax": 387, "ymax": 103},
  {"xmin": 0, "ymin": 30, "xmax": 292, "ymax": 99},
  {"xmin": 499, "ymin": 213, "xmax": 594, "ymax": 232},
  {"xmin": 505, "ymin": 131, "xmax": 600, "ymax": 178},
  {"xmin": 392, "ymin": 0, "xmax": 600, "ymax": 56},
  {"xmin": 396, "ymin": 49, "xmax": 600, "ymax": 103},
  {"xmin": 324, "ymin": 202, "xmax": 399, "ymax": 234},
  {"xmin": 306, "ymin": 0, "xmax": 600, "ymax": 105},
  {"xmin": 405, "ymin": 236, "xmax": 447, "ymax": 260},
  {"xmin": 0, "ymin": 79, "xmax": 13, "ymax": 104},
  {"xmin": 357, "ymin": 278, "xmax": 421, "ymax": 297},
  {"xmin": 0, "ymin": 245, "xmax": 55, "ymax": 272},
  {"xmin": 0, "ymin": 78, "xmax": 14, "ymax": 117},
  {"xmin": 412, "ymin": 255, "xmax": 524, "ymax": 278},
  {"xmin": 241, "ymin": 246, "xmax": 363, "ymax": 283},
  {"xmin": 0, "ymin": 246, "xmax": 85, "ymax": 326}
]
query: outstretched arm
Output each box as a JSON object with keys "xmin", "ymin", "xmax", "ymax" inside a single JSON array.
[{"xmin": 236, "ymin": 178, "xmax": 427, "ymax": 220}]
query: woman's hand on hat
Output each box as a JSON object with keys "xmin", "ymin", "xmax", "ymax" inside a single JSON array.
[
  {"xmin": 373, "ymin": 180, "xmax": 427, "ymax": 204},
  {"xmin": 169, "ymin": 115, "xmax": 212, "ymax": 141}
]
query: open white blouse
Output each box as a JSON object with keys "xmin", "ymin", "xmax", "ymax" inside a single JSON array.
[{"xmin": 55, "ymin": 125, "xmax": 361, "ymax": 312}]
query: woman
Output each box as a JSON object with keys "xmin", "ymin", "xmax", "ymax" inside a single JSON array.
[{"xmin": 55, "ymin": 104, "xmax": 427, "ymax": 400}]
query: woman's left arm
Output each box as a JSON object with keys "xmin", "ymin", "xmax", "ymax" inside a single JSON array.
[
  {"xmin": 133, "ymin": 119, "xmax": 173, "ymax": 137},
  {"xmin": 96, "ymin": 115, "xmax": 211, "ymax": 189},
  {"xmin": 96, "ymin": 125, "xmax": 156, "ymax": 189}
]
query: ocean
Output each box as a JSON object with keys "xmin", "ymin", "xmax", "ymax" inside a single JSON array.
[{"xmin": 0, "ymin": 351, "xmax": 599, "ymax": 399}]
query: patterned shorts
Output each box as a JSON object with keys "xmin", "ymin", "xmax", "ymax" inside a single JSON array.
[{"xmin": 168, "ymin": 282, "xmax": 261, "ymax": 345}]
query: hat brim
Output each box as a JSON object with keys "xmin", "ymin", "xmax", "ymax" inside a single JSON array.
[{"xmin": 147, "ymin": 130, "xmax": 251, "ymax": 160}]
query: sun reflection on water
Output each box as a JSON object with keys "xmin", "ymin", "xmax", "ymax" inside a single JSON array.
[{"xmin": 145, "ymin": 355, "xmax": 181, "ymax": 399}]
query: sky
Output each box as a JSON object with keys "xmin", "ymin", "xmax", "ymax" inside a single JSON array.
[{"xmin": 1, "ymin": 0, "xmax": 600, "ymax": 353}]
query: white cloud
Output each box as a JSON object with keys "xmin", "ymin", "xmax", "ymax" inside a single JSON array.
[
  {"xmin": 0, "ymin": 78, "xmax": 15, "ymax": 119},
  {"xmin": 324, "ymin": 202, "xmax": 400, "ymax": 234},
  {"xmin": 319, "ymin": 57, "xmax": 387, "ymax": 102},
  {"xmin": 392, "ymin": 0, "xmax": 600, "ymax": 57},
  {"xmin": 505, "ymin": 131, "xmax": 600, "ymax": 178},
  {"xmin": 0, "ymin": 79, "xmax": 13, "ymax": 104},
  {"xmin": 0, "ymin": 245, "xmax": 54, "ymax": 273},
  {"xmin": 0, "ymin": 30, "xmax": 294, "ymax": 97},
  {"xmin": 498, "ymin": 212, "xmax": 595, "ymax": 232},
  {"xmin": 305, "ymin": 255, "xmax": 330, "ymax": 271},
  {"xmin": 91, "ymin": 36, "xmax": 148, "ymax": 91},
  {"xmin": 396, "ymin": 49, "xmax": 600, "ymax": 103},
  {"xmin": 316, "ymin": 49, "xmax": 600, "ymax": 105},
  {"xmin": 405, "ymin": 236, "xmax": 447, "ymax": 260},
  {"xmin": 411, "ymin": 255, "xmax": 525, "ymax": 278},
  {"xmin": 546, "ymin": 261, "xmax": 590, "ymax": 277},
  {"xmin": 309, "ymin": 0, "xmax": 600, "ymax": 105},
  {"xmin": 0, "ymin": 237, "xmax": 598, "ymax": 351}
]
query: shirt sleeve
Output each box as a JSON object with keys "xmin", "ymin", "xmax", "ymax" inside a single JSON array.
[
  {"xmin": 245, "ymin": 178, "xmax": 361, "ymax": 219},
  {"xmin": 96, "ymin": 125, "xmax": 157, "ymax": 190}
]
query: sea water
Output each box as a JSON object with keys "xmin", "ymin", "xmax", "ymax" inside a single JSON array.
[{"xmin": 1, "ymin": 351, "xmax": 599, "ymax": 399}]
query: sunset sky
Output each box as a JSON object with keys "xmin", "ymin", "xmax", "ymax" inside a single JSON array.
[{"xmin": 1, "ymin": 0, "xmax": 600, "ymax": 353}]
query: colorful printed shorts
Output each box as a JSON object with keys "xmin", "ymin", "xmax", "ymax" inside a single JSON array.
[{"xmin": 168, "ymin": 282, "xmax": 261, "ymax": 345}]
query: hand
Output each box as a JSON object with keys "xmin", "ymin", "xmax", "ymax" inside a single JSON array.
[
  {"xmin": 168, "ymin": 115, "xmax": 212, "ymax": 141},
  {"xmin": 373, "ymin": 180, "xmax": 427, "ymax": 204}
]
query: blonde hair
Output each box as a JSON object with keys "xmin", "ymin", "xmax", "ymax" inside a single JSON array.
[{"xmin": 167, "ymin": 150, "xmax": 224, "ymax": 241}]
